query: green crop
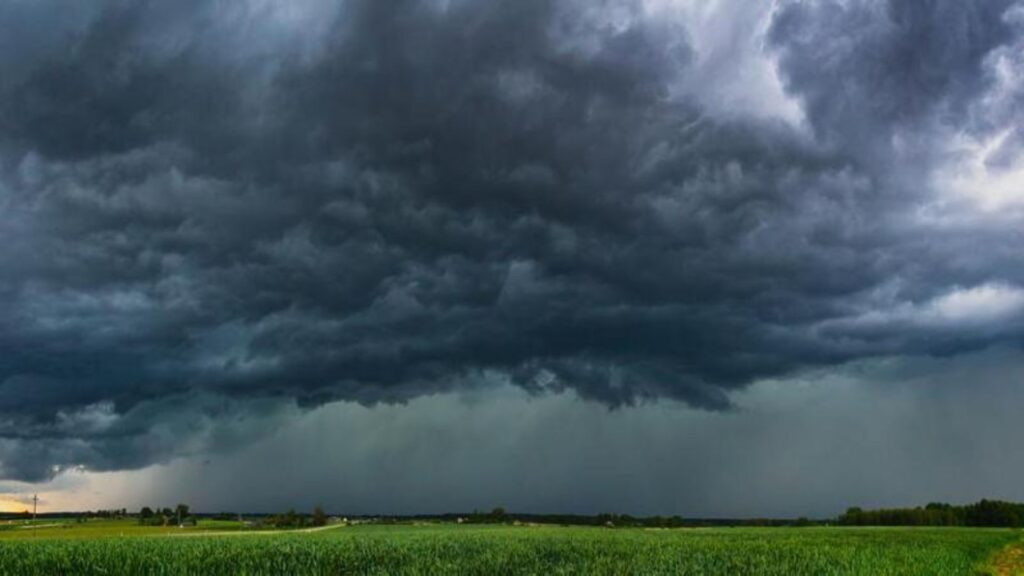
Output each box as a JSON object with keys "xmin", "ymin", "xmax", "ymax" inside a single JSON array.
[{"xmin": 0, "ymin": 524, "xmax": 1017, "ymax": 575}]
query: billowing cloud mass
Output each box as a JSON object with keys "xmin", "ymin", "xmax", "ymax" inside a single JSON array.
[{"xmin": 1, "ymin": 0, "xmax": 1023, "ymax": 485}]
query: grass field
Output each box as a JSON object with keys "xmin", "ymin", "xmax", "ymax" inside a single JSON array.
[
  {"xmin": 0, "ymin": 521, "xmax": 1021, "ymax": 575},
  {"xmin": 0, "ymin": 518, "xmax": 248, "ymax": 540}
]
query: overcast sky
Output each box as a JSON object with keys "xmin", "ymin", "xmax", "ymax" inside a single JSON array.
[{"xmin": 2, "ymin": 0, "xmax": 1024, "ymax": 517}]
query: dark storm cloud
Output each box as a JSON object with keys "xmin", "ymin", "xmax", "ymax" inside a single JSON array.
[
  {"xmin": 770, "ymin": 0, "xmax": 1018, "ymax": 148},
  {"xmin": 1, "ymin": 0, "xmax": 1023, "ymax": 481}
]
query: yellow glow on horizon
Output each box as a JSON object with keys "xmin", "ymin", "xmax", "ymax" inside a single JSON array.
[{"xmin": 0, "ymin": 498, "xmax": 29, "ymax": 514}]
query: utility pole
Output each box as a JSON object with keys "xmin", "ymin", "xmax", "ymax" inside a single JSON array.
[{"xmin": 32, "ymin": 494, "xmax": 38, "ymax": 521}]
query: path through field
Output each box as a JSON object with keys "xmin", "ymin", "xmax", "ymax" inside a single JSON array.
[
  {"xmin": 15, "ymin": 524, "xmax": 63, "ymax": 530},
  {"xmin": 166, "ymin": 522, "xmax": 348, "ymax": 538},
  {"xmin": 990, "ymin": 541, "xmax": 1024, "ymax": 576}
]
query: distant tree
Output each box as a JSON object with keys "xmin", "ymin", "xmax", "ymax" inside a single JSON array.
[
  {"xmin": 175, "ymin": 504, "xmax": 190, "ymax": 525},
  {"xmin": 312, "ymin": 506, "xmax": 328, "ymax": 527},
  {"xmin": 138, "ymin": 507, "xmax": 156, "ymax": 525}
]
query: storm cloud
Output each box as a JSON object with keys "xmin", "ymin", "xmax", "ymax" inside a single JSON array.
[{"xmin": 1, "ymin": 0, "xmax": 1023, "ymax": 483}]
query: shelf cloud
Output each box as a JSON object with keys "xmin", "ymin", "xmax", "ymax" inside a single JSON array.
[{"xmin": 1, "ymin": 0, "xmax": 1023, "ymax": 486}]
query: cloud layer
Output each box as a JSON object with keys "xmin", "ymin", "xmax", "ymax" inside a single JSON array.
[
  {"xmin": 1, "ymin": 0, "xmax": 1023, "ymax": 482},
  {"xmin": 8, "ymin": 347, "xmax": 1024, "ymax": 517}
]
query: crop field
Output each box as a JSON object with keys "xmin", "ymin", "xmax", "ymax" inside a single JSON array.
[{"xmin": 0, "ymin": 522, "xmax": 1021, "ymax": 575}]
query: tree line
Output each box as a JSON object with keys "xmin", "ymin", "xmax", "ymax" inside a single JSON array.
[
  {"xmin": 457, "ymin": 508, "xmax": 687, "ymax": 528},
  {"xmin": 138, "ymin": 504, "xmax": 195, "ymax": 526},
  {"xmin": 838, "ymin": 500, "xmax": 1024, "ymax": 527},
  {"xmin": 257, "ymin": 507, "xmax": 329, "ymax": 529},
  {"xmin": 136, "ymin": 505, "xmax": 330, "ymax": 529}
]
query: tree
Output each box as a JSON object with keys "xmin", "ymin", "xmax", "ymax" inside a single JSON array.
[
  {"xmin": 175, "ymin": 504, "xmax": 190, "ymax": 525},
  {"xmin": 312, "ymin": 506, "xmax": 328, "ymax": 527},
  {"xmin": 138, "ymin": 507, "xmax": 157, "ymax": 525}
]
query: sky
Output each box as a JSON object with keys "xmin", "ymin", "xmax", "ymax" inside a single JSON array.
[{"xmin": 1, "ymin": 0, "xmax": 1023, "ymax": 518}]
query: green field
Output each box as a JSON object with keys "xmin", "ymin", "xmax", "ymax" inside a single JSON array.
[
  {"xmin": 0, "ymin": 521, "xmax": 1021, "ymax": 575},
  {"xmin": 0, "ymin": 518, "xmax": 248, "ymax": 540}
]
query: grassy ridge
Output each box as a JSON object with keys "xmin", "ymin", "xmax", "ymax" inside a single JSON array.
[{"xmin": 0, "ymin": 523, "xmax": 1018, "ymax": 575}]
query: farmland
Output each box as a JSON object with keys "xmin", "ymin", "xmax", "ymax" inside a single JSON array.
[
  {"xmin": 0, "ymin": 518, "xmax": 249, "ymax": 540},
  {"xmin": 0, "ymin": 521, "xmax": 1021, "ymax": 575}
]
